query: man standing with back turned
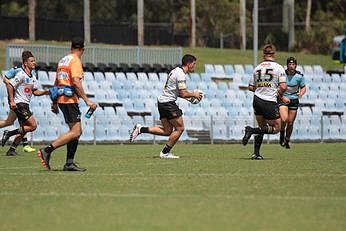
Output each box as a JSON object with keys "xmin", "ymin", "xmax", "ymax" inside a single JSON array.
[
  {"xmin": 242, "ymin": 44, "xmax": 287, "ymax": 160},
  {"xmin": 38, "ymin": 38, "xmax": 97, "ymax": 171}
]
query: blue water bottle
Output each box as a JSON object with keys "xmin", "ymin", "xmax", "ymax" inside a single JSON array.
[{"xmin": 85, "ymin": 107, "xmax": 95, "ymax": 119}]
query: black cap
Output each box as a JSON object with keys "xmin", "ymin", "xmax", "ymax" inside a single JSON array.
[
  {"xmin": 287, "ymin": 57, "xmax": 297, "ymax": 65},
  {"xmin": 71, "ymin": 37, "xmax": 84, "ymax": 49}
]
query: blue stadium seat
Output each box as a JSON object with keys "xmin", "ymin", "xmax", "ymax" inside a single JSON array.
[
  {"xmin": 115, "ymin": 72, "xmax": 127, "ymax": 81},
  {"xmin": 224, "ymin": 64, "xmax": 234, "ymax": 75},
  {"xmin": 217, "ymin": 82, "xmax": 228, "ymax": 91},
  {"xmin": 204, "ymin": 64, "xmax": 214, "ymax": 74},
  {"xmin": 112, "ymin": 80, "xmax": 124, "ymax": 90},
  {"xmin": 189, "ymin": 73, "xmax": 201, "ymax": 82},
  {"xmin": 137, "ymin": 72, "xmax": 148, "ymax": 82},
  {"xmin": 126, "ymin": 72, "xmax": 137, "ymax": 81},
  {"xmin": 200, "ymin": 73, "xmax": 211, "ymax": 82},
  {"xmin": 117, "ymin": 125, "xmax": 131, "ymax": 141},
  {"xmin": 94, "ymin": 72, "xmax": 105, "ymax": 82},
  {"xmin": 84, "ymin": 72, "xmax": 94, "ymax": 82},
  {"xmin": 48, "ymin": 71, "xmax": 56, "ymax": 82},
  {"xmin": 234, "ymin": 64, "xmax": 245, "ymax": 74},
  {"xmin": 244, "ymin": 64, "xmax": 253, "ymax": 74},
  {"xmin": 158, "ymin": 72, "xmax": 168, "ymax": 82},
  {"xmin": 212, "ymin": 124, "xmax": 228, "ymax": 140},
  {"xmin": 303, "ymin": 65, "xmax": 313, "ymax": 75},
  {"xmin": 37, "ymin": 70, "xmax": 50, "ymax": 85},
  {"xmin": 313, "ymin": 65, "xmax": 324, "ymax": 75},
  {"xmin": 148, "ymin": 72, "xmax": 159, "ymax": 82},
  {"xmin": 104, "ymin": 72, "xmax": 116, "ymax": 81}
]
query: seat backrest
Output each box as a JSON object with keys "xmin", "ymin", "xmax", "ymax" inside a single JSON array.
[{"xmin": 205, "ymin": 64, "xmax": 214, "ymax": 74}]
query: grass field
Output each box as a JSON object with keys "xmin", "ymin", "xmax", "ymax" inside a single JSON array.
[{"xmin": 0, "ymin": 143, "xmax": 345, "ymax": 231}]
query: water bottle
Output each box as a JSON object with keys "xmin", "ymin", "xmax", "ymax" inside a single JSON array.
[{"xmin": 85, "ymin": 107, "xmax": 95, "ymax": 119}]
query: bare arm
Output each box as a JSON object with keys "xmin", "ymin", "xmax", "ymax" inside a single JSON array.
[
  {"xmin": 297, "ymin": 86, "xmax": 306, "ymax": 98},
  {"xmin": 178, "ymin": 89, "xmax": 203, "ymax": 100},
  {"xmin": 277, "ymin": 82, "xmax": 287, "ymax": 98},
  {"xmin": 33, "ymin": 89, "xmax": 49, "ymax": 96},
  {"xmin": 248, "ymin": 85, "xmax": 256, "ymax": 92},
  {"xmin": 72, "ymin": 77, "xmax": 97, "ymax": 109},
  {"xmin": 3, "ymin": 77, "xmax": 16, "ymax": 110}
]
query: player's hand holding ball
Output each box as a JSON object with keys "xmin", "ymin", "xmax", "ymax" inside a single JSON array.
[{"xmin": 188, "ymin": 89, "xmax": 204, "ymax": 104}]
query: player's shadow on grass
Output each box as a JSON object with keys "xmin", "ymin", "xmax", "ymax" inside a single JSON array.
[{"xmin": 239, "ymin": 157, "xmax": 273, "ymax": 160}]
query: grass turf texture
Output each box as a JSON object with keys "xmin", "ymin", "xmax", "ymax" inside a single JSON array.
[{"xmin": 0, "ymin": 143, "xmax": 345, "ymax": 231}]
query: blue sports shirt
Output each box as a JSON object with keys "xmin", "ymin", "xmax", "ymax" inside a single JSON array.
[{"xmin": 283, "ymin": 70, "xmax": 305, "ymax": 100}]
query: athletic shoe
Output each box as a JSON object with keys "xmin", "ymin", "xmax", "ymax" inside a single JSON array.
[
  {"xmin": 1, "ymin": 130, "xmax": 10, "ymax": 147},
  {"xmin": 129, "ymin": 124, "xmax": 142, "ymax": 142},
  {"xmin": 159, "ymin": 152, "xmax": 180, "ymax": 159},
  {"xmin": 23, "ymin": 145, "xmax": 36, "ymax": 153},
  {"xmin": 6, "ymin": 149, "xmax": 18, "ymax": 156},
  {"xmin": 251, "ymin": 154, "xmax": 263, "ymax": 160},
  {"xmin": 63, "ymin": 163, "xmax": 87, "ymax": 172},
  {"xmin": 242, "ymin": 126, "xmax": 253, "ymax": 146},
  {"xmin": 37, "ymin": 148, "xmax": 51, "ymax": 170}
]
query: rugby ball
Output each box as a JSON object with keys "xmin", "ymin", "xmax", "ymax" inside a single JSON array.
[{"xmin": 187, "ymin": 89, "xmax": 204, "ymax": 104}]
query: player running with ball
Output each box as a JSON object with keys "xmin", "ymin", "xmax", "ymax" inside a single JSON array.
[{"xmin": 129, "ymin": 54, "xmax": 203, "ymax": 158}]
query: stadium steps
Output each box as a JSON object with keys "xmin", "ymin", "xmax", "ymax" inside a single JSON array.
[{"xmin": 186, "ymin": 130, "xmax": 211, "ymax": 143}]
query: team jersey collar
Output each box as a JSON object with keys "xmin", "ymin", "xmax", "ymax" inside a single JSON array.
[
  {"xmin": 21, "ymin": 66, "xmax": 33, "ymax": 78},
  {"xmin": 263, "ymin": 59, "xmax": 276, "ymax": 63},
  {"xmin": 285, "ymin": 69, "xmax": 297, "ymax": 76}
]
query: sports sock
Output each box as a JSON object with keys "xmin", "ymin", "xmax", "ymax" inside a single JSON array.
[
  {"xmin": 280, "ymin": 130, "xmax": 284, "ymax": 140},
  {"xmin": 9, "ymin": 142, "xmax": 18, "ymax": 151},
  {"xmin": 22, "ymin": 137, "xmax": 29, "ymax": 147},
  {"xmin": 140, "ymin": 127, "xmax": 149, "ymax": 133},
  {"xmin": 66, "ymin": 139, "xmax": 79, "ymax": 164},
  {"xmin": 254, "ymin": 134, "xmax": 264, "ymax": 155},
  {"xmin": 7, "ymin": 128, "xmax": 23, "ymax": 137},
  {"xmin": 44, "ymin": 143, "xmax": 56, "ymax": 154},
  {"xmin": 252, "ymin": 125, "xmax": 274, "ymax": 134},
  {"xmin": 162, "ymin": 144, "xmax": 172, "ymax": 154}
]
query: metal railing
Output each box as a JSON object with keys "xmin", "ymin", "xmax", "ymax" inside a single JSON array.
[{"xmin": 6, "ymin": 44, "xmax": 183, "ymax": 69}]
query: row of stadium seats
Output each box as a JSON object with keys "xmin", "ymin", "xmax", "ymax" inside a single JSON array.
[
  {"xmin": 14, "ymin": 60, "xmax": 178, "ymax": 74},
  {"xmin": 1, "ymin": 63, "xmax": 346, "ymax": 143},
  {"xmin": 204, "ymin": 63, "xmax": 325, "ymax": 76}
]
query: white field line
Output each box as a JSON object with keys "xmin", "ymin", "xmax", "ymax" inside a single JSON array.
[
  {"xmin": 0, "ymin": 166, "xmax": 37, "ymax": 170},
  {"xmin": 0, "ymin": 191, "xmax": 345, "ymax": 201},
  {"xmin": 0, "ymin": 172, "xmax": 345, "ymax": 177}
]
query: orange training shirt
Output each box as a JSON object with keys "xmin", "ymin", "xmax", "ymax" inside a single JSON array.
[{"xmin": 56, "ymin": 53, "xmax": 83, "ymax": 104}]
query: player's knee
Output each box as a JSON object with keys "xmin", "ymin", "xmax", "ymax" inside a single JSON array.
[
  {"xmin": 70, "ymin": 129, "xmax": 82, "ymax": 139},
  {"xmin": 272, "ymin": 125, "xmax": 281, "ymax": 134},
  {"xmin": 287, "ymin": 121, "xmax": 295, "ymax": 126},
  {"xmin": 27, "ymin": 124, "xmax": 37, "ymax": 132},
  {"xmin": 281, "ymin": 117, "xmax": 288, "ymax": 123},
  {"xmin": 163, "ymin": 131, "xmax": 172, "ymax": 136},
  {"xmin": 176, "ymin": 126, "xmax": 185, "ymax": 134},
  {"xmin": 76, "ymin": 130, "xmax": 82, "ymax": 139}
]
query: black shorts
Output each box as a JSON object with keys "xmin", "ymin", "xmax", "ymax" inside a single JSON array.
[
  {"xmin": 278, "ymin": 98, "xmax": 299, "ymax": 110},
  {"xmin": 253, "ymin": 95, "xmax": 280, "ymax": 120},
  {"xmin": 14, "ymin": 103, "xmax": 32, "ymax": 123},
  {"xmin": 158, "ymin": 101, "xmax": 183, "ymax": 120},
  {"xmin": 58, "ymin": 103, "xmax": 81, "ymax": 123}
]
